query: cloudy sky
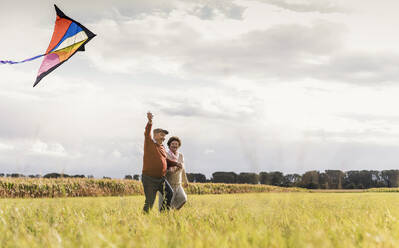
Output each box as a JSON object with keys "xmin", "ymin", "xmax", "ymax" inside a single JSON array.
[{"xmin": 1, "ymin": 0, "xmax": 399, "ymax": 178}]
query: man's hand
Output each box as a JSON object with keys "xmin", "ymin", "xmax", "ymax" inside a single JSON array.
[{"xmin": 147, "ymin": 112, "xmax": 153, "ymax": 124}]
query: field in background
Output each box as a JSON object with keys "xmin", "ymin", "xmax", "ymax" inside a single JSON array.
[
  {"xmin": 1, "ymin": 193, "xmax": 399, "ymax": 247},
  {"xmin": 0, "ymin": 178, "xmax": 304, "ymax": 198}
]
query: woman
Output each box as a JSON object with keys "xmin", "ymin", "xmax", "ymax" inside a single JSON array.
[{"xmin": 158, "ymin": 136, "xmax": 189, "ymax": 210}]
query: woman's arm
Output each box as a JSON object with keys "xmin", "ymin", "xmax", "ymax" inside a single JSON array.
[
  {"xmin": 182, "ymin": 168, "xmax": 189, "ymax": 185},
  {"xmin": 180, "ymin": 154, "xmax": 189, "ymax": 185}
]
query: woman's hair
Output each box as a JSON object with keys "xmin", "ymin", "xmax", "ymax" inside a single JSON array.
[{"xmin": 167, "ymin": 136, "xmax": 182, "ymax": 147}]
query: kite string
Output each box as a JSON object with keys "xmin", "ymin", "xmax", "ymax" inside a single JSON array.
[{"xmin": 0, "ymin": 54, "xmax": 45, "ymax": 65}]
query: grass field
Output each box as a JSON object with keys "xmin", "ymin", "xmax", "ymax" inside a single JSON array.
[
  {"xmin": 1, "ymin": 193, "xmax": 399, "ymax": 247},
  {"xmin": 0, "ymin": 178, "xmax": 304, "ymax": 198}
]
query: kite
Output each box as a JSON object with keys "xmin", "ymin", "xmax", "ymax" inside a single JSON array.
[{"xmin": 0, "ymin": 5, "xmax": 96, "ymax": 87}]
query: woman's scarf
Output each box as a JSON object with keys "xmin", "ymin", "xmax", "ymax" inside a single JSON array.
[{"xmin": 167, "ymin": 148, "xmax": 179, "ymax": 162}]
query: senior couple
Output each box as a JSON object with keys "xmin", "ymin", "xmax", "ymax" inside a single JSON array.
[{"xmin": 141, "ymin": 112, "xmax": 189, "ymax": 213}]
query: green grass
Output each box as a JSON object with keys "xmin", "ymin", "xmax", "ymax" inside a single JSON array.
[{"xmin": 1, "ymin": 193, "xmax": 399, "ymax": 247}]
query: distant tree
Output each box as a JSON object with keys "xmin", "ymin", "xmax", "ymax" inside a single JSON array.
[
  {"xmin": 370, "ymin": 170, "xmax": 385, "ymax": 187},
  {"xmin": 11, "ymin": 173, "xmax": 25, "ymax": 178},
  {"xmin": 133, "ymin": 175, "xmax": 140, "ymax": 181},
  {"xmin": 124, "ymin": 175, "xmax": 133, "ymax": 180},
  {"xmin": 381, "ymin": 170, "xmax": 399, "ymax": 187},
  {"xmin": 0, "ymin": 173, "xmax": 4, "ymax": 177},
  {"xmin": 301, "ymin": 171, "xmax": 320, "ymax": 189},
  {"xmin": 237, "ymin": 173, "xmax": 259, "ymax": 184},
  {"xmin": 44, "ymin": 173, "xmax": 59, "ymax": 178},
  {"xmin": 72, "ymin": 175, "xmax": 85, "ymax": 178},
  {"xmin": 44, "ymin": 173, "xmax": 70, "ymax": 178},
  {"xmin": 282, "ymin": 174, "xmax": 302, "ymax": 187},
  {"xmin": 343, "ymin": 171, "xmax": 360, "ymax": 189},
  {"xmin": 359, "ymin": 170, "xmax": 373, "ymax": 188},
  {"xmin": 103, "ymin": 176, "xmax": 111, "ymax": 179},
  {"xmin": 186, "ymin": 173, "xmax": 206, "ymax": 183},
  {"xmin": 325, "ymin": 170, "xmax": 345, "ymax": 189},
  {"xmin": 259, "ymin": 172, "xmax": 271, "ymax": 185},
  {"xmin": 186, "ymin": 173, "xmax": 194, "ymax": 182},
  {"xmin": 212, "ymin": 172, "xmax": 237, "ymax": 184},
  {"xmin": 269, "ymin": 171, "xmax": 284, "ymax": 186},
  {"xmin": 318, "ymin": 172, "xmax": 329, "ymax": 189},
  {"xmin": 87, "ymin": 175, "xmax": 94, "ymax": 179},
  {"xmin": 344, "ymin": 170, "xmax": 380, "ymax": 189},
  {"xmin": 345, "ymin": 182, "xmax": 356, "ymax": 189}
]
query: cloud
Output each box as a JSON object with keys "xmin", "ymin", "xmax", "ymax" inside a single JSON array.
[
  {"xmin": 186, "ymin": 0, "xmax": 246, "ymax": 19},
  {"xmin": 180, "ymin": 21, "xmax": 345, "ymax": 79},
  {"xmin": 112, "ymin": 150, "xmax": 122, "ymax": 158},
  {"xmin": 30, "ymin": 140, "xmax": 68, "ymax": 157},
  {"xmin": 0, "ymin": 142, "xmax": 14, "ymax": 151},
  {"xmin": 84, "ymin": 6, "xmax": 399, "ymax": 86},
  {"xmin": 0, "ymin": 0, "xmax": 245, "ymax": 25},
  {"xmin": 204, "ymin": 149, "xmax": 215, "ymax": 155},
  {"xmin": 337, "ymin": 113, "xmax": 399, "ymax": 124},
  {"xmin": 88, "ymin": 17, "xmax": 346, "ymax": 79},
  {"xmin": 262, "ymin": 0, "xmax": 346, "ymax": 14},
  {"xmin": 158, "ymin": 97, "xmax": 257, "ymax": 121},
  {"xmin": 303, "ymin": 128, "xmax": 399, "ymax": 146},
  {"xmin": 313, "ymin": 52, "xmax": 399, "ymax": 85},
  {"xmin": 147, "ymin": 86, "xmax": 262, "ymax": 121},
  {"xmin": 4, "ymin": 1, "xmax": 394, "ymax": 87}
]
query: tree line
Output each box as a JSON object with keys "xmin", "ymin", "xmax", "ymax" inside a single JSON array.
[
  {"xmin": 2, "ymin": 170, "xmax": 399, "ymax": 189},
  {"xmin": 187, "ymin": 170, "xmax": 399, "ymax": 189},
  {"xmin": 207, "ymin": 170, "xmax": 399, "ymax": 189}
]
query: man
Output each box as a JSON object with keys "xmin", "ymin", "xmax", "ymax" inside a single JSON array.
[{"xmin": 142, "ymin": 112, "xmax": 181, "ymax": 213}]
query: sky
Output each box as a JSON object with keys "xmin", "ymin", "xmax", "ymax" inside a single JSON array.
[{"xmin": 1, "ymin": 0, "xmax": 399, "ymax": 178}]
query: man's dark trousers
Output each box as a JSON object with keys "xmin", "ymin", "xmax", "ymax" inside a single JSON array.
[{"xmin": 142, "ymin": 174, "xmax": 174, "ymax": 212}]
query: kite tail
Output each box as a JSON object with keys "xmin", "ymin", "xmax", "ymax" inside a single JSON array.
[{"xmin": 0, "ymin": 54, "xmax": 45, "ymax": 65}]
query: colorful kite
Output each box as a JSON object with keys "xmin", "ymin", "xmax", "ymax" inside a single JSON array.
[{"xmin": 0, "ymin": 5, "xmax": 96, "ymax": 87}]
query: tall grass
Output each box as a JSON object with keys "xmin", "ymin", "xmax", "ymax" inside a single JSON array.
[
  {"xmin": 0, "ymin": 178, "xmax": 304, "ymax": 198},
  {"xmin": 1, "ymin": 193, "xmax": 399, "ymax": 247}
]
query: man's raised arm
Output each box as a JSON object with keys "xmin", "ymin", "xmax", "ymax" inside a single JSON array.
[{"xmin": 145, "ymin": 112, "xmax": 153, "ymax": 138}]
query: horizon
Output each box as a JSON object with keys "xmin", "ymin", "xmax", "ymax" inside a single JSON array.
[{"xmin": 1, "ymin": 168, "xmax": 399, "ymax": 180}]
